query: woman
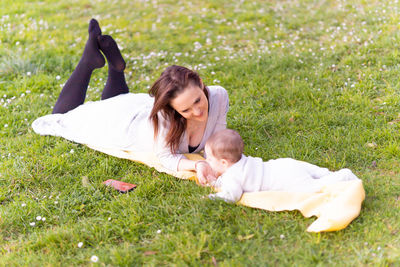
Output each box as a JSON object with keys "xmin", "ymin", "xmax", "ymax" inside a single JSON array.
[{"xmin": 32, "ymin": 19, "xmax": 229, "ymax": 184}]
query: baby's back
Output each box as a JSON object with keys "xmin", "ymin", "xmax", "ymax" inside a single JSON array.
[{"xmin": 238, "ymin": 155, "xmax": 268, "ymax": 192}]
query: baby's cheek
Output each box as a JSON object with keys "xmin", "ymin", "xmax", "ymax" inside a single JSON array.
[{"xmin": 209, "ymin": 162, "xmax": 217, "ymax": 171}]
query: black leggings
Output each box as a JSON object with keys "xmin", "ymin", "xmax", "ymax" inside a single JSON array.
[
  {"xmin": 52, "ymin": 20, "xmax": 128, "ymax": 114},
  {"xmin": 52, "ymin": 62, "xmax": 129, "ymax": 114}
]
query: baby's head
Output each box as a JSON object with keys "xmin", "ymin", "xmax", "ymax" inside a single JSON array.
[{"xmin": 205, "ymin": 129, "xmax": 244, "ymax": 177}]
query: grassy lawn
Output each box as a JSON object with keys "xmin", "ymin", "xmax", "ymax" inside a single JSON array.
[{"xmin": 1, "ymin": 0, "xmax": 399, "ymax": 265}]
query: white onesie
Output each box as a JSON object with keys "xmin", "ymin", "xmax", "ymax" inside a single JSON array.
[{"xmin": 209, "ymin": 155, "xmax": 360, "ymax": 203}]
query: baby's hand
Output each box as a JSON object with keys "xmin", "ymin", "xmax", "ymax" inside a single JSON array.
[
  {"xmin": 206, "ymin": 174, "xmax": 217, "ymax": 184},
  {"xmin": 195, "ymin": 161, "xmax": 213, "ymax": 186}
]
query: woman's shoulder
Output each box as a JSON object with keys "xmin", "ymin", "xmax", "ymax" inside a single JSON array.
[
  {"xmin": 208, "ymin": 85, "xmax": 228, "ymax": 104},
  {"xmin": 207, "ymin": 85, "xmax": 229, "ymax": 111},
  {"xmin": 207, "ymin": 85, "xmax": 228, "ymax": 97}
]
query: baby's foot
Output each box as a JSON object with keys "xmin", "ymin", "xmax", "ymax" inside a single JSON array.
[{"xmin": 337, "ymin": 168, "xmax": 360, "ymax": 181}]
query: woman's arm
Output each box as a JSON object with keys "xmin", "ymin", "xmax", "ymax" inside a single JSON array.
[
  {"xmin": 156, "ymin": 137, "xmax": 215, "ymax": 185},
  {"xmin": 176, "ymin": 157, "xmax": 196, "ymax": 171}
]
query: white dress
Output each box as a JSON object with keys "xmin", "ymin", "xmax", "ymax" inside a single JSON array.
[
  {"xmin": 32, "ymin": 86, "xmax": 229, "ymax": 171},
  {"xmin": 210, "ymin": 155, "xmax": 360, "ymax": 202}
]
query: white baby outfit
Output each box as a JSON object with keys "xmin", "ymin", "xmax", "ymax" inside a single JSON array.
[
  {"xmin": 32, "ymin": 86, "xmax": 229, "ymax": 171},
  {"xmin": 210, "ymin": 155, "xmax": 360, "ymax": 202}
]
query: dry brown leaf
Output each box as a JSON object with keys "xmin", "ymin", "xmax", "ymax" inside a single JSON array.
[{"xmin": 143, "ymin": 251, "xmax": 157, "ymax": 256}]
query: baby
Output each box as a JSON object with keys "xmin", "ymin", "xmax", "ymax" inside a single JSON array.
[{"xmin": 204, "ymin": 129, "xmax": 360, "ymax": 202}]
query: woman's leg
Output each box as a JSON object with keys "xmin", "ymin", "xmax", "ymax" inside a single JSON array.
[
  {"xmin": 97, "ymin": 35, "xmax": 129, "ymax": 100},
  {"xmin": 52, "ymin": 19, "xmax": 105, "ymax": 114}
]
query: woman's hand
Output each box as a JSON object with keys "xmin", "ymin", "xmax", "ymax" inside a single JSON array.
[{"xmin": 195, "ymin": 161, "xmax": 216, "ymax": 185}]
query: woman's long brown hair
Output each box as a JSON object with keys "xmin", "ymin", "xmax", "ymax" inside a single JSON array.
[{"xmin": 149, "ymin": 65, "xmax": 209, "ymax": 154}]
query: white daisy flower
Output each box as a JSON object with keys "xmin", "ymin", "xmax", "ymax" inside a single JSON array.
[{"xmin": 90, "ymin": 255, "xmax": 99, "ymax": 262}]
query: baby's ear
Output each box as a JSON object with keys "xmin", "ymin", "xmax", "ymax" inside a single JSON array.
[{"xmin": 221, "ymin": 158, "xmax": 229, "ymax": 167}]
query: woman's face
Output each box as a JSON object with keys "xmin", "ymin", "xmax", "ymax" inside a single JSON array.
[{"xmin": 170, "ymin": 84, "xmax": 208, "ymax": 122}]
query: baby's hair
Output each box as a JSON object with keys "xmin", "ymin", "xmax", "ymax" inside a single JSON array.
[{"xmin": 206, "ymin": 129, "xmax": 243, "ymax": 163}]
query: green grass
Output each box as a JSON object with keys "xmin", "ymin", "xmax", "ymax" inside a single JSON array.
[{"xmin": 0, "ymin": 0, "xmax": 399, "ymax": 265}]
